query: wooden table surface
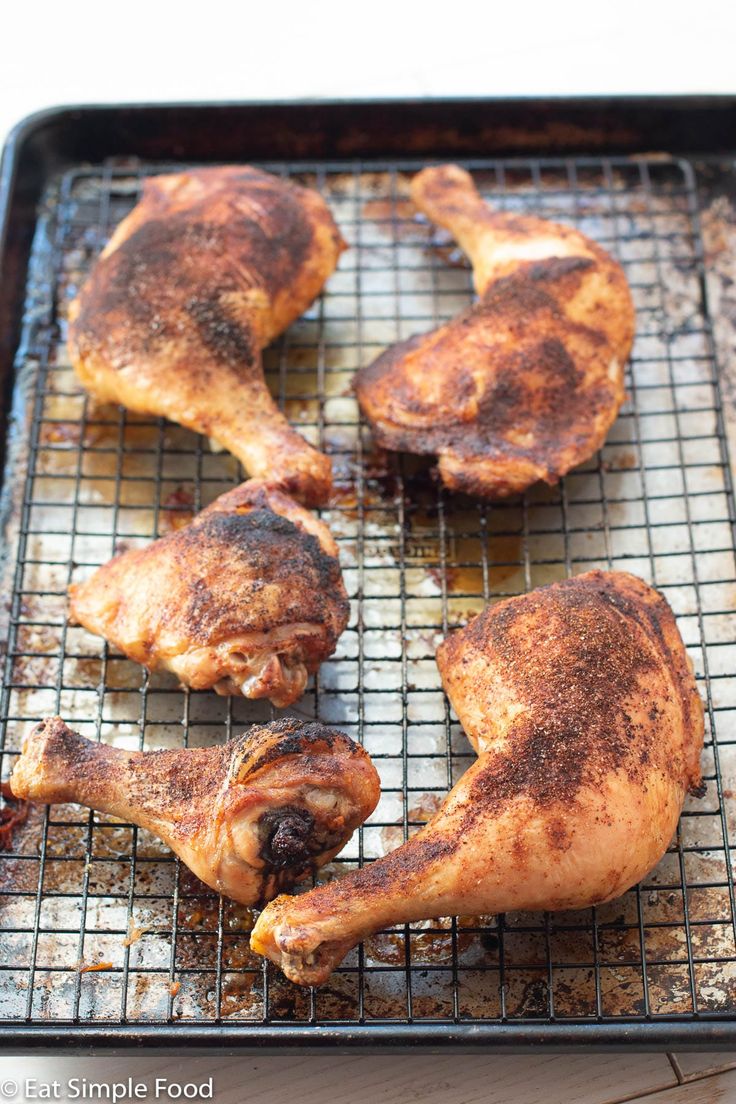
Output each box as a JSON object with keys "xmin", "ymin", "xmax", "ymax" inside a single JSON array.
[{"xmin": 1, "ymin": 1053, "xmax": 736, "ymax": 1104}]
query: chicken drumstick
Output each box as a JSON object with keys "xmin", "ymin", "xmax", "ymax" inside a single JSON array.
[
  {"xmin": 69, "ymin": 479, "xmax": 349, "ymax": 709},
  {"xmin": 251, "ymin": 571, "xmax": 703, "ymax": 984},
  {"xmin": 69, "ymin": 166, "xmax": 346, "ymax": 505},
  {"xmin": 356, "ymin": 165, "xmax": 635, "ymax": 498},
  {"xmin": 11, "ymin": 716, "xmax": 380, "ymax": 906}
]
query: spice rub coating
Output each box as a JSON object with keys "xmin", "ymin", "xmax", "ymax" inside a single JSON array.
[
  {"xmin": 11, "ymin": 716, "xmax": 380, "ymax": 907},
  {"xmin": 250, "ymin": 570, "xmax": 703, "ymax": 985},
  {"xmin": 69, "ymin": 166, "xmax": 346, "ymax": 505},
  {"xmin": 356, "ymin": 165, "xmax": 635, "ymax": 498},
  {"xmin": 69, "ymin": 480, "xmax": 349, "ymax": 708},
  {"xmin": 439, "ymin": 569, "xmax": 704, "ymax": 804}
]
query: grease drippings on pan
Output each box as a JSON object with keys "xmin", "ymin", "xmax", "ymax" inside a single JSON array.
[{"xmin": 1, "ymin": 158, "xmax": 734, "ymax": 1025}]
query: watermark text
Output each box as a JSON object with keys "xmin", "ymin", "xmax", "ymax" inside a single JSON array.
[{"xmin": 2, "ymin": 1079, "xmax": 214, "ymax": 1102}]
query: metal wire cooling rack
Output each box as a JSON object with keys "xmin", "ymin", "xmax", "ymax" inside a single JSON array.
[{"xmin": 1, "ymin": 154, "xmax": 735, "ymax": 1046}]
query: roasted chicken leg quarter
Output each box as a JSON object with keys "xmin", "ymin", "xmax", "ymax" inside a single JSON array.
[
  {"xmin": 356, "ymin": 165, "xmax": 636, "ymax": 497},
  {"xmin": 69, "ymin": 166, "xmax": 346, "ymax": 505},
  {"xmin": 251, "ymin": 570, "xmax": 703, "ymax": 984},
  {"xmin": 11, "ymin": 717, "xmax": 380, "ymax": 906},
  {"xmin": 69, "ymin": 480, "xmax": 349, "ymax": 708}
]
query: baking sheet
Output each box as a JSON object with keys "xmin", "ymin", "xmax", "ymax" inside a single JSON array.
[{"xmin": 0, "ymin": 154, "xmax": 735, "ymax": 1037}]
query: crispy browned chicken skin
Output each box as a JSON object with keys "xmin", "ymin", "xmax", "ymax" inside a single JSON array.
[
  {"xmin": 356, "ymin": 165, "xmax": 635, "ymax": 498},
  {"xmin": 11, "ymin": 717, "xmax": 380, "ymax": 906},
  {"xmin": 251, "ymin": 571, "xmax": 703, "ymax": 985},
  {"xmin": 69, "ymin": 166, "xmax": 346, "ymax": 505},
  {"xmin": 69, "ymin": 480, "xmax": 349, "ymax": 708}
]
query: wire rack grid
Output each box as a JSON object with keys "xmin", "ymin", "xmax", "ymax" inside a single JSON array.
[{"xmin": 0, "ymin": 153, "xmax": 735, "ymax": 1039}]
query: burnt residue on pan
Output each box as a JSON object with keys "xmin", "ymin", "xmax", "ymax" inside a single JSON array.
[{"xmin": 1, "ymin": 155, "xmax": 735, "ymax": 1030}]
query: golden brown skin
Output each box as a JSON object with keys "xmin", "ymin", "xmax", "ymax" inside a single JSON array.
[
  {"xmin": 69, "ymin": 166, "xmax": 347, "ymax": 505},
  {"xmin": 11, "ymin": 717, "xmax": 380, "ymax": 907},
  {"xmin": 251, "ymin": 571, "xmax": 703, "ymax": 985},
  {"xmin": 69, "ymin": 480, "xmax": 349, "ymax": 708},
  {"xmin": 356, "ymin": 165, "xmax": 636, "ymax": 497}
]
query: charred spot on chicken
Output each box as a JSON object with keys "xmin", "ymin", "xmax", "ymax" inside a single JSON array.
[{"xmin": 258, "ymin": 806, "xmax": 317, "ymax": 868}]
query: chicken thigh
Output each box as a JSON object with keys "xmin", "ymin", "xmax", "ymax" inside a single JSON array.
[
  {"xmin": 69, "ymin": 166, "xmax": 346, "ymax": 505},
  {"xmin": 251, "ymin": 570, "xmax": 703, "ymax": 984},
  {"xmin": 356, "ymin": 165, "xmax": 635, "ymax": 497},
  {"xmin": 11, "ymin": 716, "xmax": 380, "ymax": 906},
  {"xmin": 69, "ymin": 480, "xmax": 348, "ymax": 708}
]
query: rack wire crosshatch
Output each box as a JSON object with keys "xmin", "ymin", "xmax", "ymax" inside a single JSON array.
[{"xmin": 1, "ymin": 154, "xmax": 736, "ymax": 1043}]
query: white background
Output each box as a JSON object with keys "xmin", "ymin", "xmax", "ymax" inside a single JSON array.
[
  {"xmin": 1, "ymin": 0, "xmax": 736, "ymax": 145},
  {"xmin": 2, "ymin": 0, "xmax": 736, "ymax": 1098}
]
